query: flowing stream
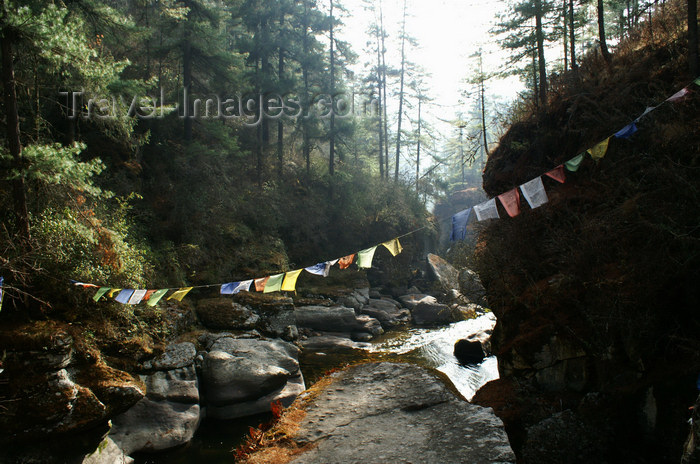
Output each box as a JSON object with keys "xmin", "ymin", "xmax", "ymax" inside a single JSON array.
[{"xmin": 133, "ymin": 313, "xmax": 499, "ymax": 463}]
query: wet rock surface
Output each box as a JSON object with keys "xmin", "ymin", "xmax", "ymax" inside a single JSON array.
[{"xmin": 286, "ymin": 362, "xmax": 514, "ymax": 464}]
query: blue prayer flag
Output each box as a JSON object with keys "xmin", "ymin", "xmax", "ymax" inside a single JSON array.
[
  {"xmin": 450, "ymin": 208, "xmax": 472, "ymax": 241},
  {"xmin": 305, "ymin": 263, "xmax": 327, "ymax": 276},
  {"xmin": 114, "ymin": 289, "xmax": 135, "ymax": 304},
  {"xmin": 220, "ymin": 282, "xmax": 239, "ymax": 294},
  {"xmin": 614, "ymin": 122, "xmax": 637, "ymax": 139},
  {"xmin": 0, "ymin": 276, "xmax": 4, "ymax": 311}
]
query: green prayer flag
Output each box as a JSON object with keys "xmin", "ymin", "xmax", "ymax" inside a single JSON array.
[
  {"xmin": 564, "ymin": 153, "xmax": 584, "ymax": 172},
  {"xmin": 93, "ymin": 287, "xmax": 110, "ymax": 302},
  {"xmin": 694, "ymin": 77, "xmax": 700, "ymax": 87},
  {"xmin": 356, "ymin": 246, "xmax": 378, "ymax": 269},
  {"xmin": 146, "ymin": 289, "xmax": 169, "ymax": 307},
  {"xmin": 263, "ymin": 274, "xmax": 284, "ymax": 293}
]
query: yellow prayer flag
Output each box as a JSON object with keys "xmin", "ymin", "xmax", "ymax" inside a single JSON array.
[
  {"xmin": 107, "ymin": 288, "xmax": 122, "ymax": 298},
  {"xmin": 281, "ymin": 269, "xmax": 303, "ymax": 292},
  {"xmin": 381, "ymin": 238, "xmax": 403, "ymax": 257},
  {"xmin": 587, "ymin": 137, "xmax": 610, "ymax": 160},
  {"xmin": 167, "ymin": 287, "xmax": 193, "ymax": 302}
]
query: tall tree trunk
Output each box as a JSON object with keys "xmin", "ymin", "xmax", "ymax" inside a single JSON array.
[
  {"xmin": 416, "ymin": 98, "xmax": 421, "ymax": 191},
  {"xmin": 183, "ymin": 25, "xmax": 193, "ymax": 141},
  {"xmin": 1, "ymin": 28, "xmax": 31, "ymax": 242},
  {"xmin": 535, "ymin": 0, "xmax": 548, "ymax": 106},
  {"xmin": 597, "ymin": 0, "xmax": 612, "ymax": 63},
  {"xmin": 375, "ymin": 24, "xmax": 384, "ymax": 179},
  {"xmin": 302, "ymin": 3, "xmax": 311, "ymax": 175},
  {"xmin": 532, "ymin": 49, "xmax": 539, "ymax": 109},
  {"xmin": 394, "ymin": 0, "xmax": 407, "ymax": 181},
  {"xmin": 569, "ymin": 0, "xmax": 577, "ymax": 70},
  {"xmin": 690, "ymin": 0, "xmax": 699, "ymax": 76},
  {"xmin": 328, "ymin": 0, "xmax": 335, "ymax": 176},
  {"xmin": 480, "ymin": 57, "xmax": 488, "ymax": 167},
  {"xmin": 563, "ymin": 0, "xmax": 568, "ymax": 72},
  {"xmin": 379, "ymin": 0, "xmax": 389, "ymax": 178},
  {"xmin": 277, "ymin": 13, "xmax": 284, "ymax": 179}
]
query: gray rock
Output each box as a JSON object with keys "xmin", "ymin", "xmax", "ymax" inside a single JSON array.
[
  {"xmin": 427, "ymin": 253, "xmax": 460, "ymax": 292},
  {"xmin": 337, "ymin": 294, "xmax": 363, "ymax": 311},
  {"xmin": 287, "ymin": 363, "xmax": 514, "ymax": 463},
  {"xmin": 398, "ymin": 293, "xmax": 438, "ymax": 310},
  {"xmin": 354, "ymin": 288, "xmax": 370, "ymax": 304},
  {"xmin": 199, "ymin": 338, "xmax": 303, "ymax": 416},
  {"xmin": 299, "ymin": 335, "xmax": 371, "ymax": 350},
  {"xmin": 140, "ymin": 366, "xmax": 198, "ymax": 403},
  {"xmin": 360, "ymin": 299, "xmax": 411, "ymax": 329},
  {"xmin": 144, "ymin": 343, "xmax": 196, "ymax": 371},
  {"xmin": 110, "ymin": 399, "xmax": 200, "ymax": 455},
  {"xmin": 458, "ymin": 268, "xmax": 488, "ymax": 306},
  {"xmin": 412, "ymin": 302, "xmax": 466, "ymax": 326},
  {"xmin": 82, "ymin": 437, "xmax": 133, "ymax": 464},
  {"xmin": 196, "ymin": 299, "xmax": 259, "ymax": 330},
  {"xmin": 294, "ymin": 306, "xmax": 370, "ymax": 333},
  {"xmin": 369, "ymin": 289, "xmax": 382, "ymax": 299},
  {"xmin": 206, "ymin": 374, "xmax": 306, "ymax": 420},
  {"xmin": 283, "ymin": 325, "xmax": 299, "ymax": 341},
  {"xmin": 454, "ymin": 339, "xmax": 486, "ymax": 364},
  {"xmin": 356, "ymin": 314, "xmax": 384, "ymax": 336}
]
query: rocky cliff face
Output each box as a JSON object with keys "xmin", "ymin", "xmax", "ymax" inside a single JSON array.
[{"xmin": 471, "ymin": 27, "xmax": 700, "ymax": 463}]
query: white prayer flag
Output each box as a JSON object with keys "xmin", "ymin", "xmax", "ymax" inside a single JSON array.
[
  {"xmin": 128, "ymin": 289, "xmax": 148, "ymax": 305},
  {"xmin": 520, "ymin": 176, "xmax": 549, "ymax": 209},
  {"xmin": 474, "ymin": 198, "xmax": 500, "ymax": 221}
]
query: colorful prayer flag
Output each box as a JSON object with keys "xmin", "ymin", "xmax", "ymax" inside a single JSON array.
[
  {"xmin": 146, "ymin": 289, "xmax": 168, "ymax": 307},
  {"xmin": 254, "ymin": 277, "xmax": 270, "ymax": 292},
  {"xmin": 474, "ymin": 198, "xmax": 499, "ymax": 221},
  {"xmin": 338, "ymin": 254, "xmax": 355, "ymax": 269},
  {"xmin": 305, "ymin": 263, "xmax": 327, "ymax": 276},
  {"xmin": 93, "ymin": 287, "xmax": 110, "ymax": 302},
  {"xmin": 666, "ymin": 87, "xmax": 690, "ymax": 102},
  {"xmin": 635, "ymin": 106, "xmax": 656, "ymax": 122},
  {"xmin": 588, "ymin": 137, "xmax": 610, "ymax": 160},
  {"xmin": 565, "ymin": 153, "xmax": 584, "ymax": 172},
  {"xmin": 281, "ymin": 269, "xmax": 303, "ymax": 292},
  {"xmin": 70, "ymin": 280, "xmax": 99, "ymax": 288},
  {"xmin": 220, "ymin": 280, "xmax": 252, "ymax": 295},
  {"xmin": 356, "ymin": 246, "xmax": 378, "ymax": 269},
  {"xmin": 142, "ymin": 290, "xmax": 156, "ymax": 301},
  {"xmin": 114, "ymin": 289, "xmax": 135, "ymax": 304},
  {"xmin": 498, "ymin": 188, "xmax": 521, "ymax": 218},
  {"xmin": 128, "ymin": 289, "xmax": 148, "ymax": 305},
  {"xmin": 544, "ymin": 165, "xmax": 566, "ymax": 183},
  {"xmin": 450, "ymin": 209, "xmax": 471, "ymax": 241},
  {"xmin": 263, "ymin": 274, "xmax": 284, "ymax": 293},
  {"xmin": 614, "ymin": 122, "xmax": 637, "ymax": 139},
  {"xmin": 520, "ymin": 177, "xmax": 549, "ymax": 210},
  {"xmin": 694, "ymin": 77, "xmax": 700, "ymax": 86},
  {"xmin": 381, "ymin": 238, "xmax": 403, "ymax": 256},
  {"xmin": 0, "ymin": 277, "xmax": 4, "ymax": 312},
  {"xmin": 168, "ymin": 287, "xmax": 193, "ymax": 302},
  {"xmin": 107, "ymin": 288, "xmax": 122, "ymax": 298}
]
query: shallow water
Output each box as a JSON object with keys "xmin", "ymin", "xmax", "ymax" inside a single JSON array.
[{"xmin": 133, "ymin": 313, "xmax": 499, "ymax": 462}]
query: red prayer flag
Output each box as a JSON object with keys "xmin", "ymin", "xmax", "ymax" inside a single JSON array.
[
  {"xmin": 254, "ymin": 277, "xmax": 270, "ymax": 292},
  {"xmin": 498, "ymin": 188, "xmax": 521, "ymax": 218},
  {"xmin": 142, "ymin": 289, "xmax": 156, "ymax": 301},
  {"xmin": 544, "ymin": 165, "xmax": 566, "ymax": 184},
  {"xmin": 338, "ymin": 254, "xmax": 355, "ymax": 270}
]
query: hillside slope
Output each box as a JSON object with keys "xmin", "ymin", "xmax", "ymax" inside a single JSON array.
[{"xmin": 473, "ymin": 4, "xmax": 700, "ymax": 462}]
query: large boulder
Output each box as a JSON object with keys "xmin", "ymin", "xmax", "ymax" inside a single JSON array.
[
  {"xmin": 82, "ymin": 437, "xmax": 133, "ymax": 464},
  {"xmin": 109, "ymin": 398, "xmax": 200, "ymax": 455},
  {"xmin": 458, "ymin": 268, "xmax": 488, "ymax": 306},
  {"xmin": 200, "ymin": 338, "xmax": 305, "ymax": 419},
  {"xmin": 427, "ymin": 253, "xmax": 460, "ymax": 293},
  {"xmin": 110, "ymin": 342, "xmax": 200, "ymax": 455},
  {"xmin": 299, "ymin": 335, "xmax": 371, "ymax": 350},
  {"xmin": 454, "ymin": 339, "xmax": 486, "ymax": 364},
  {"xmin": 196, "ymin": 298, "xmax": 259, "ymax": 330},
  {"xmin": 249, "ymin": 362, "xmax": 515, "ymax": 463},
  {"xmin": 294, "ymin": 305, "xmax": 382, "ymax": 337},
  {"xmin": 398, "ymin": 293, "xmax": 438, "ymax": 310},
  {"xmin": 360, "ymin": 299, "xmax": 411, "ymax": 329},
  {"xmin": 412, "ymin": 302, "xmax": 467, "ymax": 326}
]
